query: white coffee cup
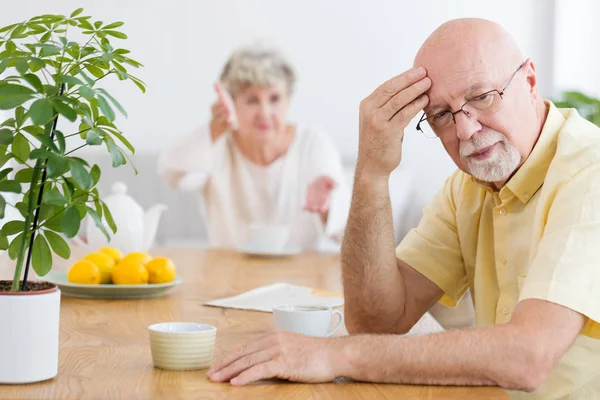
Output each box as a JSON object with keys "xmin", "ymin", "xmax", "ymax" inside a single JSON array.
[
  {"xmin": 272, "ymin": 305, "xmax": 344, "ymax": 337},
  {"xmin": 242, "ymin": 224, "xmax": 289, "ymax": 253}
]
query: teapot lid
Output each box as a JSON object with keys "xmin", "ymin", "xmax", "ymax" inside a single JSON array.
[
  {"xmin": 111, "ymin": 182, "xmax": 128, "ymax": 195},
  {"xmin": 103, "ymin": 181, "xmax": 143, "ymax": 216}
]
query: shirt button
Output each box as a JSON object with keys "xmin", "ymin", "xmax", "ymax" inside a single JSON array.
[
  {"xmin": 499, "ymin": 208, "xmax": 507, "ymax": 215},
  {"xmin": 502, "ymin": 307, "xmax": 510, "ymax": 315},
  {"xmin": 523, "ymin": 193, "xmax": 530, "ymax": 200},
  {"xmin": 500, "ymin": 258, "xmax": 507, "ymax": 264}
]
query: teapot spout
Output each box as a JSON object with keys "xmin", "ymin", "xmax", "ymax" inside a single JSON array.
[{"xmin": 143, "ymin": 204, "xmax": 168, "ymax": 251}]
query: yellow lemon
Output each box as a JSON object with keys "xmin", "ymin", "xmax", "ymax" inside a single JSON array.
[
  {"xmin": 112, "ymin": 261, "xmax": 149, "ymax": 285},
  {"xmin": 119, "ymin": 251, "xmax": 152, "ymax": 266},
  {"xmin": 68, "ymin": 260, "xmax": 101, "ymax": 285},
  {"xmin": 83, "ymin": 252, "xmax": 116, "ymax": 284},
  {"xmin": 98, "ymin": 246, "xmax": 123, "ymax": 264},
  {"xmin": 145, "ymin": 257, "xmax": 176, "ymax": 284}
]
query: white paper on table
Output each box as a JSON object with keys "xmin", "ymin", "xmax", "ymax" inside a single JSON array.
[
  {"xmin": 406, "ymin": 312, "xmax": 445, "ymax": 336},
  {"xmin": 204, "ymin": 282, "xmax": 343, "ymax": 312},
  {"xmin": 204, "ymin": 282, "xmax": 445, "ymax": 336}
]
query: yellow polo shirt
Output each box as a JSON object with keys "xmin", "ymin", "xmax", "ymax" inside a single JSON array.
[{"xmin": 396, "ymin": 102, "xmax": 600, "ymax": 399}]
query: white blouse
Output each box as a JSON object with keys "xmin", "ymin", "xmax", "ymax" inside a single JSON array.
[{"xmin": 158, "ymin": 125, "xmax": 351, "ymax": 251}]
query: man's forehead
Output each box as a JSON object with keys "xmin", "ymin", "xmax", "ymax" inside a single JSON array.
[{"xmin": 424, "ymin": 67, "xmax": 497, "ymax": 112}]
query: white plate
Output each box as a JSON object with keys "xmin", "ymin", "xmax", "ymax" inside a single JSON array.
[
  {"xmin": 44, "ymin": 270, "xmax": 183, "ymax": 299},
  {"xmin": 237, "ymin": 246, "xmax": 302, "ymax": 258}
]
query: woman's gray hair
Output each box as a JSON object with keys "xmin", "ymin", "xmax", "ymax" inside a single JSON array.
[{"xmin": 219, "ymin": 44, "xmax": 297, "ymax": 97}]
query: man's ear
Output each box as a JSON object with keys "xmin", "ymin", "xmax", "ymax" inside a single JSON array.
[{"xmin": 524, "ymin": 59, "xmax": 539, "ymax": 102}]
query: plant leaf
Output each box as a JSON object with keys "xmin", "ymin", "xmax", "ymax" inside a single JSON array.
[
  {"xmin": 127, "ymin": 74, "xmax": 146, "ymax": 93},
  {"xmin": 90, "ymin": 164, "xmax": 101, "ymax": 185},
  {"xmin": 44, "ymin": 188, "xmax": 67, "ymax": 206},
  {"xmin": 0, "ymin": 167, "xmax": 12, "ymax": 181},
  {"xmin": 0, "ymin": 180, "xmax": 21, "ymax": 193},
  {"xmin": 46, "ymin": 155, "xmax": 69, "ymax": 178},
  {"xmin": 87, "ymin": 207, "xmax": 110, "ymax": 241},
  {"xmin": 29, "ymin": 148, "xmax": 54, "ymax": 159},
  {"xmin": 0, "ymin": 230, "xmax": 8, "ymax": 250},
  {"xmin": 105, "ymin": 128, "xmax": 134, "ymax": 154},
  {"xmin": 79, "ymin": 86, "xmax": 95, "ymax": 100},
  {"xmin": 96, "ymin": 88, "xmax": 127, "ymax": 117},
  {"xmin": 44, "ymin": 230, "xmax": 70, "ymax": 259},
  {"xmin": 104, "ymin": 30, "xmax": 127, "ymax": 39},
  {"xmin": 106, "ymin": 140, "xmax": 124, "ymax": 167},
  {"xmin": 0, "ymin": 128, "xmax": 13, "ymax": 145},
  {"xmin": 0, "ymin": 84, "xmax": 35, "ymax": 109},
  {"xmin": 22, "ymin": 73, "xmax": 43, "ymax": 92},
  {"xmin": 97, "ymin": 95, "xmax": 115, "ymax": 121},
  {"xmin": 15, "ymin": 59, "xmax": 29, "ymax": 74},
  {"xmin": 85, "ymin": 128, "xmax": 102, "ymax": 145},
  {"xmin": 55, "ymin": 130, "xmax": 66, "ymax": 154},
  {"xmin": 69, "ymin": 158, "xmax": 92, "ymax": 189},
  {"xmin": 8, "ymin": 232, "xmax": 24, "ymax": 260},
  {"xmin": 12, "ymin": 133, "xmax": 30, "ymax": 162},
  {"xmin": 29, "ymin": 98, "xmax": 55, "ymax": 125},
  {"xmin": 61, "ymin": 205, "xmax": 81, "ymax": 238},
  {"xmin": 0, "ymin": 194, "xmax": 4, "ymax": 220},
  {"xmin": 14, "ymin": 167, "xmax": 34, "ymax": 183},
  {"xmin": 32, "ymin": 234, "xmax": 53, "ymax": 276},
  {"xmin": 3, "ymin": 220, "xmax": 25, "ymax": 236},
  {"xmin": 102, "ymin": 201, "xmax": 117, "ymax": 233},
  {"xmin": 85, "ymin": 64, "xmax": 104, "ymax": 78},
  {"xmin": 70, "ymin": 8, "xmax": 84, "ymax": 18},
  {"xmin": 102, "ymin": 21, "xmax": 124, "ymax": 30},
  {"xmin": 51, "ymin": 100, "xmax": 77, "ymax": 122}
]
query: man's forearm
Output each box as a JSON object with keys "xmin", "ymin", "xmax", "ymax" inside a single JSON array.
[
  {"xmin": 341, "ymin": 171, "xmax": 406, "ymax": 333},
  {"xmin": 334, "ymin": 325, "xmax": 543, "ymax": 392}
]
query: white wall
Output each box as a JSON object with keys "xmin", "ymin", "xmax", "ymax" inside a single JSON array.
[{"xmin": 554, "ymin": 0, "xmax": 600, "ymax": 98}]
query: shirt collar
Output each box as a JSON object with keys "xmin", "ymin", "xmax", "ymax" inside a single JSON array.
[
  {"xmin": 471, "ymin": 101, "xmax": 567, "ymax": 203},
  {"xmin": 504, "ymin": 101, "xmax": 566, "ymax": 203}
]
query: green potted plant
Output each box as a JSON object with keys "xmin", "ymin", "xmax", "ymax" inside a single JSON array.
[
  {"xmin": 0, "ymin": 9, "xmax": 145, "ymax": 383},
  {"xmin": 554, "ymin": 90, "xmax": 600, "ymax": 126}
]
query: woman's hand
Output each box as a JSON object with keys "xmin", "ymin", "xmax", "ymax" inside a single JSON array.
[
  {"xmin": 305, "ymin": 176, "xmax": 337, "ymax": 224},
  {"xmin": 210, "ymin": 83, "xmax": 237, "ymax": 142}
]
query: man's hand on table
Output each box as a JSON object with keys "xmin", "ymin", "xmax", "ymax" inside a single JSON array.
[{"xmin": 207, "ymin": 330, "xmax": 344, "ymax": 385}]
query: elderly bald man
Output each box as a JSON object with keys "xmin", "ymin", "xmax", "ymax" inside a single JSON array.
[{"xmin": 207, "ymin": 18, "xmax": 600, "ymax": 398}]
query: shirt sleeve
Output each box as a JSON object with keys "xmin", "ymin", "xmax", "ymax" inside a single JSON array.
[
  {"xmin": 395, "ymin": 170, "xmax": 468, "ymax": 307},
  {"xmin": 519, "ymin": 164, "xmax": 600, "ymax": 338},
  {"xmin": 303, "ymin": 128, "xmax": 351, "ymax": 240},
  {"xmin": 157, "ymin": 124, "xmax": 225, "ymax": 192}
]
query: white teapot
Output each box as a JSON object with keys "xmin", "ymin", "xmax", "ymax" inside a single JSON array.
[{"xmin": 78, "ymin": 182, "xmax": 167, "ymax": 253}]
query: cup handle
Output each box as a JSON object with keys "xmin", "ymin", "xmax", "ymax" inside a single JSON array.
[{"xmin": 326, "ymin": 310, "xmax": 344, "ymax": 337}]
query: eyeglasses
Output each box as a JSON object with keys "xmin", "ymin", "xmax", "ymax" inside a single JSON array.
[{"xmin": 416, "ymin": 62, "xmax": 525, "ymax": 139}]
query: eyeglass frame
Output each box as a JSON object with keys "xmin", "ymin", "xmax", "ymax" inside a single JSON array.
[{"xmin": 415, "ymin": 61, "xmax": 526, "ymax": 139}]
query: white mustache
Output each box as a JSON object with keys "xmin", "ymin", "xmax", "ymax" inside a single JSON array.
[{"xmin": 459, "ymin": 129, "xmax": 507, "ymax": 159}]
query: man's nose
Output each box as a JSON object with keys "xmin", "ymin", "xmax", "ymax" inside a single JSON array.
[{"xmin": 455, "ymin": 110, "xmax": 481, "ymax": 141}]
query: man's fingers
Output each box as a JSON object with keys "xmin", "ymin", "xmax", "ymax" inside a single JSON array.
[
  {"xmin": 208, "ymin": 336, "xmax": 271, "ymax": 377},
  {"xmin": 209, "ymin": 349, "xmax": 274, "ymax": 383},
  {"xmin": 381, "ymin": 77, "xmax": 431, "ymax": 121},
  {"xmin": 368, "ymin": 67, "xmax": 427, "ymax": 107},
  {"xmin": 390, "ymin": 94, "xmax": 429, "ymax": 126},
  {"xmin": 230, "ymin": 361, "xmax": 279, "ymax": 386}
]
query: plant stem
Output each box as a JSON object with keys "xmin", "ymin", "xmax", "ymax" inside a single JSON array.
[
  {"xmin": 14, "ymin": 84, "xmax": 66, "ymax": 291},
  {"xmin": 64, "ymin": 143, "xmax": 87, "ymax": 155}
]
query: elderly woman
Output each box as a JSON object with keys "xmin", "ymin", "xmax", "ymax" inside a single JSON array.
[{"xmin": 158, "ymin": 45, "xmax": 350, "ymax": 251}]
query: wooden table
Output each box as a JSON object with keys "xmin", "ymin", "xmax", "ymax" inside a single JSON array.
[{"xmin": 0, "ymin": 248, "xmax": 508, "ymax": 399}]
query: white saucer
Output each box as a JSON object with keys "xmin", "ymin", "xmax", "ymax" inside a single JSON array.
[{"xmin": 238, "ymin": 246, "xmax": 302, "ymax": 258}]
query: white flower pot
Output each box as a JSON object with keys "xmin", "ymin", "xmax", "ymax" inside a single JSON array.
[{"xmin": 0, "ymin": 284, "xmax": 61, "ymax": 384}]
